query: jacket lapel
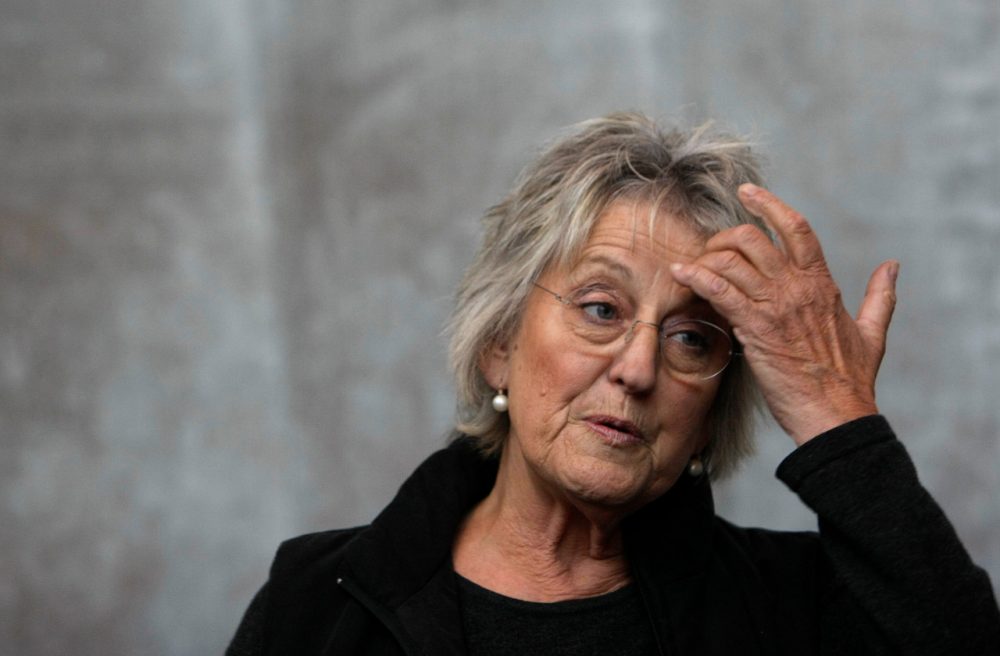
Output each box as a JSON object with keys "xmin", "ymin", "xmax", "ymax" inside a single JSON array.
[{"xmin": 341, "ymin": 438, "xmax": 497, "ymax": 654}]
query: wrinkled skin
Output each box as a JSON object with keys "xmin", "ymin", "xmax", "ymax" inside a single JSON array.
[
  {"xmin": 454, "ymin": 186, "xmax": 898, "ymax": 602},
  {"xmin": 670, "ymin": 183, "xmax": 898, "ymax": 445}
]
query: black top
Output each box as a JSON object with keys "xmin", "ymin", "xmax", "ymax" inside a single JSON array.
[
  {"xmin": 457, "ymin": 574, "xmax": 658, "ymax": 656},
  {"xmin": 226, "ymin": 416, "xmax": 1000, "ymax": 655}
]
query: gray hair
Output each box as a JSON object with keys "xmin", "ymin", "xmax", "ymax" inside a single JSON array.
[{"xmin": 446, "ymin": 111, "xmax": 769, "ymax": 479}]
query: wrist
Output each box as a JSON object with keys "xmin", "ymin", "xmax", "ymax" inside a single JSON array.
[{"xmin": 785, "ymin": 400, "xmax": 880, "ymax": 446}]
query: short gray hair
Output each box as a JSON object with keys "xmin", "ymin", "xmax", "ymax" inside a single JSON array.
[{"xmin": 447, "ymin": 111, "xmax": 769, "ymax": 479}]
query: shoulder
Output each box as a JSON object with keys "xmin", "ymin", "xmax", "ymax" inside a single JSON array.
[
  {"xmin": 275, "ymin": 526, "xmax": 367, "ymax": 562},
  {"xmin": 261, "ymin": 527, "xmax": 373, "ymax": 644},
  {"xmin": 268, "ymin": 526, "xmax": 368, "ymax": 593},
  {"xmin": 227, "ymin": 526, "xmax": 374, "ymax": 656}
]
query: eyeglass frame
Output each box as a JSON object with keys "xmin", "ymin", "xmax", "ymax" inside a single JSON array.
[{"xmin": 530, "ymin": 281, "xmax": 739, "ymax": 381}]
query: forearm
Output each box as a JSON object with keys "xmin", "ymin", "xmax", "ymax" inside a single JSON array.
[{"xmin": 777, "ymin": 415, "xmax": 1000, "ymax": 655}]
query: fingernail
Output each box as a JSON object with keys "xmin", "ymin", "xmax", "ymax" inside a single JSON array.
[
  {"xmin": 739, "ymin": 183, "xmax": 760, "ymax": 198},
  {"xmin": 889, "ymin": 261, "xmax": 900, "ymax": 282},
  {"xmin": 670, "ymin": 263, "xmax": 685, "ymax": 274}
]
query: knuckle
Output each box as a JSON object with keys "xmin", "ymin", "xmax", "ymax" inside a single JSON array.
[
  {"xmin": 756, "ymin": 193, "xmax": 779, "ymax": 211},
  {"xmin": 705, "ymin": 230, "xmax": 730, "ymax": 250},
  {"xmin": 716, "ymin": 250, "xmax": 743, "ymax": 271},
  {"xmin": 732, "ymin": 224, "xmax": 764, "ymax": 243},
  {"xmin": 708, "ymin": 273, "xmax": 730, "ymax": 295},
  {"xmin": 785, "ymin": 211, "xmax": 813, "ymax": 236}
]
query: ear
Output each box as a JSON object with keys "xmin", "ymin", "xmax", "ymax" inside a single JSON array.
[{"xmin": 478, "ymin": 340, "xmax": 511, "ymax": 390}]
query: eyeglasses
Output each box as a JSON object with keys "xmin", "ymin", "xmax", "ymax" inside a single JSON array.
[{"xmin": 532, "ymin": 282, "xmax": 735, "ymax": 381}]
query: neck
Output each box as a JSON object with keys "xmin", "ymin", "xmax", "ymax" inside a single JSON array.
[{"xmin": 452, "ymin": 443, "xmax": 633, "ymax": 602}]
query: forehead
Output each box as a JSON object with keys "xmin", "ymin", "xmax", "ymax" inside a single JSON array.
[{"xmin": 573, "ymin": 200, "xmax": 707, "ymax": 273}]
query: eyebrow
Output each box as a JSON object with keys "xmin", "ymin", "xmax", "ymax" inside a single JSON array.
[
  {"xmin": 570, "ymin": 254, "xmax": 635, "ymax": 282},
  {"xmin": 570, "ymin": 253, "xmax": 722, "ymax": 322}
]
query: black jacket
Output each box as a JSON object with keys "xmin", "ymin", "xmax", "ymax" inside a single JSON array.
[{"xmin": 227, "ymin": 416, "xmax": 1000, "ymax": 655}]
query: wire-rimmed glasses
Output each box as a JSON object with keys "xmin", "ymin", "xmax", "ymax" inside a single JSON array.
[{"xmin": 532, "ymin": 282, "xmax": 735, "ymax": 381}]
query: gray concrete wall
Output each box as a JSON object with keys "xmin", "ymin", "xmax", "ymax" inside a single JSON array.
[{"xmin": 1, "ymin": 1, "xmax": 997, "ymax": 653}]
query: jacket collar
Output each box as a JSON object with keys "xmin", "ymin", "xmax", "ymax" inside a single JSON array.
[
  {"xmin": 341, "ymin": 438, "xmax": 497, "ymax": 608},
  {"xmin": 338, "ymin": 438, "xmax": 769, "ymax": 655},
  {"xmin": 338, "ymin": 438, "xmax": 494, "ymax": 655},
  {"xmin": 342, "ymin": 438, "xmax": 718, "ymax": 602}
]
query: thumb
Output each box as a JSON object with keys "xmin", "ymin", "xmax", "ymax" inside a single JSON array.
[{"xmin": 856, "ymin": 260, "xmax": 899, "ymax": 355}]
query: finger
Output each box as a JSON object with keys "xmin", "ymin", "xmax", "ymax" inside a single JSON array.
[
  {"xmin": 669, "ymin": 261, "xmax": 752, "ymax": 324},
  {"xmin": 856, "ymin": 260, "xmax": 899, "ymax": 355},
  {"xmin": 704, "ymin": 223, "xmax": 787, "ymax": 279},
  {"xmin": 689, "ymin": 248, "xmax": 772, "ymax": 302},
  {"xmin": 738, "ymin": 184, "xmax": 827, "ymax": 271}
]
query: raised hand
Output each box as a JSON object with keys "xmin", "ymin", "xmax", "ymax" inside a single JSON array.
[{"xmin": 671, "ymin": 184, "xmax": 899, "ymax": 445}]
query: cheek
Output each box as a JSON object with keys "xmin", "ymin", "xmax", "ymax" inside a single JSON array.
[{"xmin": 511, "ymin": 331, "xmax": 600, "ymax": 405}]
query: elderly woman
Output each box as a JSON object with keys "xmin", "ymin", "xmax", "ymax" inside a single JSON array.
[{"xmin": 227, "ymin": 113, "xmax": 1000, "ymax": 655}]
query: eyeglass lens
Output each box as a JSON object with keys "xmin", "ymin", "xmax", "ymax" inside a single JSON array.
[{"xmin": 535, "ymin": 283, "xmax": 733, "ymax": 380}]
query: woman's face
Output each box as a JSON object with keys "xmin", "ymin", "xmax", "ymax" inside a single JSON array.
[{"xmin": 484, "ymin": 200, "xmax": 725, "ymax": 511}]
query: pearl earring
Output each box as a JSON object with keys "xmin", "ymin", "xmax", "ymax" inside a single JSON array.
[
  {"xmin": 687, "ymin": 456, "xmax": 704, "ymax": 477},
  {"xmin": 491, "ymin": 389, "xmax": 509, "ymax": 413}
]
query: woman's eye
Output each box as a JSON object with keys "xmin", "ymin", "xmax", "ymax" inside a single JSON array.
[
  {"xmin": 667, "ymin": 328, "xmax": 710, "ymax": 350},
  {"xmin": 581, "ymin": 302, "xmax": 618, "ymax": 321}
]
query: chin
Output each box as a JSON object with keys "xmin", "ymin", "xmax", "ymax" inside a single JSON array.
[{"xmin": 558, "ymin": 460, "xmax": 669, "ymax": 511}]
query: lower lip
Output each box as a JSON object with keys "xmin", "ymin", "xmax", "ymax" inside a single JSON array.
[{"xmin": 585, "ymin": 421, "xmax": 644, "ymax": 447}]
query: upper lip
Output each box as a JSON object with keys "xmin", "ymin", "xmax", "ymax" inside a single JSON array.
[{"xmin": 585, "ymin": 415, "xmax": 648, "ymax": 442}]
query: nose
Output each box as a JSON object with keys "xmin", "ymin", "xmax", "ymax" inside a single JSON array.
[{"xmin": 607, "ymin": 320, "xmax": 659, "ymax": 394}]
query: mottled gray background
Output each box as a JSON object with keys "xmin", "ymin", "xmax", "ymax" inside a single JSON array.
[{"xmin": 1, "ymin": 0, "xmax": 998, "ymax": 653}]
